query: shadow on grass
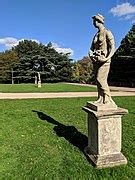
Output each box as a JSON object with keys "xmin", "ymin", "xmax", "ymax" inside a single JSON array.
[{"xmin": 32, "ymin": 110, "xmax": 88, "ymax": 153}]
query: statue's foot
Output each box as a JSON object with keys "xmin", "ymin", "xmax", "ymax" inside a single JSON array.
[
  {"xmin": 103, "ymin": 96, "xmax": 117, "ymax": 106},
  {"xmin": 103, "ymin": 94, "xmax": 111, "ymax": 104},
  {"xmin": 110, "ymin": 98, "xmax": 117, "ymax": 105},
  {"xmin": 94, "ymin": 97, "xmax": 103, "ymax": 104}
]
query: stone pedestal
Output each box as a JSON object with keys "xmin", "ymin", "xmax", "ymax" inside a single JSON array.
[
  {"xmin": 82, "ymin": 103, "xmax": 128, "ymax": 168},
  {"xmin": 87, "ymin": 101, "xmax": 117, "ymax": 111},
  {"xmin": 38, "ymin": 81, "xmax": 41, "ymax": 88}
]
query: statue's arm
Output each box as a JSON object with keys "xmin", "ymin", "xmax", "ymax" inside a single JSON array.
[
  {"xmin": 105, "ymin": 30, "xmax": 115, "ymax": 61},
  {"xmin": 88, "ymin": 38, "xmax": 95, "ymax": 61}
]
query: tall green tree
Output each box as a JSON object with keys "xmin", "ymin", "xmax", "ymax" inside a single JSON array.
[
  {"xmin": 12, "ymin": 40, "xmax": 43, "ymax": 82},
  {"xmin": 12, "ymin": 40, "xmax": 73, "ymax": 83},
  {"xmin": 109, "ymin": 25, "xmax": 135, "ymax": 87}
]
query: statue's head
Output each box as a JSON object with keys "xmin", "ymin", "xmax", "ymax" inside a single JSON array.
[{"xmin": 92, "ymin": 14, "xmax": 104, "ymax": 28}]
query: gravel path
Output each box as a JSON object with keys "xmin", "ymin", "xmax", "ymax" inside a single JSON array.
[{"xmin": 0, "ymin": 91, "xmax": 135, "ymax": 99}]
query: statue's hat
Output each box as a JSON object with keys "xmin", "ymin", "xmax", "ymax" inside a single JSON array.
[{"xmin": 92, "ymin": 14, "xmax": 104, "ymax": 24}]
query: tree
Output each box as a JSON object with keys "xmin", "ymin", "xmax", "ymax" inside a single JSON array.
[
  {"xmin": 109, "ymin": 25, "xmax": 135, "ymax": 87},
  {"xmin": 0, "ymin": 50, "xmax": 19, "ymax": 83},
  {"xmin": 12, "ymin": 40, "xmax": 73, "ymax": 83},
  {"xmin": 72, "ymin": 56, "xmax": 94, "ymax": 83},
  {"xmin": 12, "ymin": 40, "xmax": 43, "ymax": 82}
]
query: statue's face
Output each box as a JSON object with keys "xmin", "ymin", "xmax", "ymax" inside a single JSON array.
[{"xmin": 93, "ymin": 19, "xmax": 99, "ymax": 28}]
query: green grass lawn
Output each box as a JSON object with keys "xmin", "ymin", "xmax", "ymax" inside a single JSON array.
[
  {"xmin": 0, "ymin": 97, "xmax": 134, "ymax": 179},
  {"xmin": 0, "ymin": 83, "xmax": 96, "ymax": 93}
]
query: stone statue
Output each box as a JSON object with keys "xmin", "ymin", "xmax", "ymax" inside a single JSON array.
[
  {"xmin": 37, "ymin": 72, "xmax": 41, "ymax": 88},
  {"xmin": 89, "ymin": 14, "xmax": 116, "ymax": 106},
  {"xmin": 82, "ymin": 14, "xmax": 128, "ymax": 167}
]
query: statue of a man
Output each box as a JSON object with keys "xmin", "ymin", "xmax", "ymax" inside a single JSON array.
[{"xmin": 89, "ymin": 14, "xmax": 116, "ymax": 105}]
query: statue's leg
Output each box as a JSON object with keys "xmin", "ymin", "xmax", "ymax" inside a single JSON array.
[
  {"xmin": 94, "ymin": 64, "xmax": 104, "ymax": 103},
  {"xmin": 96, "ymin": 63, "xmax": 111, "ymax": 104},
  {"xmin": 94, "ymin": 83, "xmax": 104, "ymax": 103}
]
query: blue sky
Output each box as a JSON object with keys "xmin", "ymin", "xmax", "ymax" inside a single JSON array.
[{"xmin": 0, "ymin": 0, "xmax": 135, "ymax": 60}]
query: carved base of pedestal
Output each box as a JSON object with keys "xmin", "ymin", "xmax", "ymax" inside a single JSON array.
[{"xmin": 84, "ymin": 146, "xmax": 127, "ymax": 168}]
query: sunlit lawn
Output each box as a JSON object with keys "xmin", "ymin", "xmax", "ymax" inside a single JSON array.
[
  {"xmin": 0, "ymin": 83, "xmax": 96, "ymax": 93},
  {"xmin": 0, "ymin": 97, "xmax": 134, "ymax": 179}
]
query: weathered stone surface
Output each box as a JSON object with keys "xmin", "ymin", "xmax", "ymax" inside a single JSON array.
[
  {"xmin": 83, "ymin": 106, "xmax": 128, "ymax": 117},
  {"xmin": 87, "ymin": 101, "xmax": 117, "ymax": 111},
  {"xmin": 89, "ymin": 14, "xmax": 116, "ymax": 105},
  {"xmin": 82, "ymin": 105, "xmax": 128, "ymax": 168},
  {"xmin": 84, "ymin": 146, "xmax": 127, "ymax": 168},
  {"xmin": 82, "ymin": 13, "xmax": 128, "ymax": 168}
]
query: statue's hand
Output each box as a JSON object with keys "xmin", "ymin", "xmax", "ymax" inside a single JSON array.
[
  {"xmin": 97, "ymin": 56, "xmax": 107, "ymax": 63},
  {"xmin": 88, "ymin": 52, "xmax": 95, "ymax": 61},
  {"xmin": 90, "ymin": 56, "xmax": 97, "ymax": 62},
  {"xmin": 88, "ymin": 51, "xmax": 97, "ymax": 62}
]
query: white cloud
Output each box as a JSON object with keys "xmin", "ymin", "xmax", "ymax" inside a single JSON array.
[
  {"xmin": 124, "ymin": 14, "xmax": 135, "ymax": 20},
  {"xmin": 0, "ymin": 37, "xmax": 74, "ymax": 56},
  {"xmin": 0, "ymin": 37, "xmax": 18, "ymax": 48},
  {"xmin": 0, "ymin": 37, "xmax": 40, "ymax": 49},
  {"xmin": 52, "ymin": 42, "xmax": 74, "ymax": 56},
  {"xmin": 110, "ymin": 3, "xmax": 135, "ymax": 17}
]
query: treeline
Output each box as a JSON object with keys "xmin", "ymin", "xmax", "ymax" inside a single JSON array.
[
  {"xmin": 0, "ymin": 25, "xmax": 134, "ymax": 86},
  {"xmin": 0, "ymin": 41, "xmax": 73, "ymax": 83},
  {"xmin": 0, "ymin": 40, "xmax": 94, "ymax": 84}
]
